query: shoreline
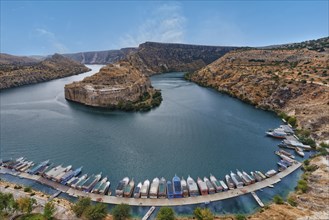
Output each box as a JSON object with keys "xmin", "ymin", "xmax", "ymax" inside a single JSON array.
[{"xmin": 0, "ymin": 161, "xmax": 301, "ymax": 207}]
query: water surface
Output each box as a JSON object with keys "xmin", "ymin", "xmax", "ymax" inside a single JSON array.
[{"xmin": 0, "ymin": 65, "xmax": 301, "ymax": 215}]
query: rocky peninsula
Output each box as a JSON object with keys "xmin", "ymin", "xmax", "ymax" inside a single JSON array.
[
  {"xmin": 65, "ymin": 61, "xmax": 162, "ymax": 111},
  {"xmin": 0, "ymin": 53, "xmax": 90, "ymax": 89}
]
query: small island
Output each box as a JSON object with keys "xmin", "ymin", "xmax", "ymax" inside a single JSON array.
[{"xmin": 64, "ymin": 61, "xmax": 162, "ymax": 111}]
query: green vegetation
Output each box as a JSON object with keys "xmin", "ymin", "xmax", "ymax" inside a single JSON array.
[
  {"xmin": 43, "ymin": 202, "xmax": 56, "ymax": 220},
  {"xmin": 273, "ymin": 195, "xmax": 284, "ymax": 204},
  {"xmin": 235, "ymin": 214, "xmax": 247, "ymax": 220},
  {"xmin": 24, "ymin": 186, "xmax": 32, "ymax": 193},
  {"xmin": 72, "ymin": 197, "xmax": 91, "ymax": 218},
  {"xmin": 16, "ymin": 213, "xmax": 47, "ymax": 220},
  {"xmin": 296, "ymin": 129, "xmax": 316, "ymax": 148},
  {"xmin": 0, "ymin": 192, "xmax": 17, "ymax": 217},
  {"xmin": 84, "ymin": 203, "xmax": 108, "ymax": 220},
  {"xmin": 193, "ymin": 207, "xmax": 214, "ymax": 220},
  {"xmin": 117, "ymin": 90, "xmax": 162, "ymax": 112},
  {"xmin": 72, "ymin": 197, "xmax": 108, "ymax": 220},
  {"xmin": 17, "ymin": 197, "xmax": 37, "ymax": 215},
  {"xmin": 111, "ymin": 203, "xmax": 131, "ymax": 220},
  {"xmin": 157, "ymin": 207, "xmax": 175, "ymax": 220},
  {"xmin": 296, "ymin": 179, "xmax": 309, "ymax": 193},
  {"xmin": 287, "ymin": 196, "xmax": 298, "ymax": 207},
  {"xmin": 278, "ymin": 112, "xmax": 297, "ymax": 127}
]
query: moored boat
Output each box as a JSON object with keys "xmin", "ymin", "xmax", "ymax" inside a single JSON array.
[
  {"xmin": 230, "ymin": 171, "xmax": 243, "ymax": 188},
  {"xmin": 99, "ymin": 181, "xmax": 111, "ymax": 195},
  {"xmin": 133, "ymin": 182, "xmax": 142, "ymax": 198},
  {"xmin": 236, "ymin": 169, "xmax": 251, "ymax": 186},
  {"xmin": 266, "ymin": 130, "xmax": 286, "ymax": 139},
  {"xmin": 92, "ymin": 177, "xmax": 108, "ymax": 193},
  {"xmin": 123, "ymin": 179, "xmax": 135, "ymax": 198},
  {"xmin": 158, "ymin": 177, "xmax": 167, "ymax": 199},
  {"xmin": 197, "ymin": 177, "xmax": 208, "ymax": 195},
  {"xmin": 219, "ymin": 180, "xmax": 228, "ymax": 191},
  {"xmin": 116, "ymin": 177, "xmax": 129, "ymax": 197},
  {"xmin": 72, "ymin": 174, "xmax": 88, "ymax": 188},
  {"xmin": 295, "ymin": 147, "xmax": 305, "ymax": 157},
  {"xmin": 204, "ymin": 177, "xmax": 216, "ymax": 194},
  {"xmin": 181, "ymin": 177, "xmax": 189, "ymax": 197},
  {"xmin": 256, "ymin": 171, "xmax": 267, "ymax": 180},
  {"xmin": 265, "ymin": 169, "xmax": 277, "ymax": 178},
  {"xmin": 242, "ymin": 171, "xmax": 255, "ymax": 184},
  {"xmin": 140, "ymin": 179, "xmax": 150, "ymax": 199},
  {"xmin": 251, "ymin": 172, "xmax": 262, "ymax": 182},
  {"xmin": 279, "ymin": 149, "xmax": 295, "ymax": 159},
  {"xmin": 209, "ymin": 174, "xmax": 223, "ymax": 192},
  {"xmin": 167, "ymin": 180, "xmax": 174, "ymax": 199},
  {"xmin": 225, "ymin": 174, "xmax": 235, "ymax": 189},
  {"xmin": 149, "ymin": 178, "xmax": 159, "ymax": 199},
  {"xmin": 172, "ymin": 175, "xmax": 183, "ymax": 198},
  {"xmin": 83, "ymin": 172, "xmax": 102, "ymax": 192},
  {"xmin": 186, "ymin": 176, "xmax": 199, "ymax": 196}
]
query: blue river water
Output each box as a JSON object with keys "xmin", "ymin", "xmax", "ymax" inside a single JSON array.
[{"xmin": 0, "ymin": 65, "xmax": 305, "ymax": 217}]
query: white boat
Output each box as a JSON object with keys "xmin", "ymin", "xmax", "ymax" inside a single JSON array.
[
  {"xmin": 186, "ymin": 176, "xmax": 199, "ymax": 196},
  {"xmin": 295, "ymin": 147, "xmax": 305, "ymax": 157},
  {"xmin": 140, "ymin": 180, "xmax": 150, "ymax": 198},
  {"xmin": 265, "ymin": 169, "xmax": 277, "ymax": 178},
  {"xmin": 149, "ymin": 178, "xmax": 159, "ymax": 198},
  {"xmin": 219, "ymin": 180, "xmax": 228, "ymax": 190}
]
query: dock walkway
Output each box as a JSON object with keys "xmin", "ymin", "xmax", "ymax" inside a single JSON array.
[
  {"xmin": 251, "ymin": 191, "xmax": 264, "ymax": 207},
  {"xmin": 0, "ymin": 162, "xmax": 301, "ymax": 206}
]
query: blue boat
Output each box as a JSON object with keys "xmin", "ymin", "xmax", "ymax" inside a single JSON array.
[
  {"xmin": 167, "ymin": 180, "xmax": 174, "ymax": 199},
  {"xmin": 172, "ymin": 175, "xmax": 183, "ymax": 198},
  {"xmin": 60, "ymin": 166, "xmax": 82, "ymax": 185}
]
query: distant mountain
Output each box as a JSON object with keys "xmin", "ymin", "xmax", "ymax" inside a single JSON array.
[
  {"xmin": 263, "ymin": 36, "xmax": 329, "ymax": 51},
  {"xmin": 126, "ymin": 41, "xmax": 239, "ymax": 75},
  {"xmin": 0, "ymin": 53, "xmax": 90, "ymax": 89},
  {"xmin": 62, "ymin": 48, "xmax": 137, "ymax": 64},
  {"xmin": 0, "ymin": 53, "xmax": 39, "ymax": 65}
]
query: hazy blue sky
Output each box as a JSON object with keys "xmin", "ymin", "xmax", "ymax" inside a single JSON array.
[{"xmin": 1, "ymin": 1, "xmax": 328, "ymax": 55}]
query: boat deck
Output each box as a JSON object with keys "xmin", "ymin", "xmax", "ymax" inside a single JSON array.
[{"xmin": 0, "ymin": 162, "xmax": 301, "ymax": 206}]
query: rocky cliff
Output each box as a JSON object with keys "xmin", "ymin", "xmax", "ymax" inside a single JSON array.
[
  {"xmin": 190, "ymin": 43, "xmax": 329, "ymax": 141},
  {"xmin": 127, "ymin": 42, "xmax": 238, "ymax": 75},
  {"xmin": 0, "ymin": 53, "xmax": 90, "ymax": 89},
  {"xmin": 65, "ymin": 61, "xmax": 161, "ymax": 111},
  {"xmin": 62, "ymin": 48, "xmax": 136, "ymax": 64}
]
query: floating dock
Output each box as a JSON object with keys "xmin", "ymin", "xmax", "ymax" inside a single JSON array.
[
  {"xmin": 0, "ymin": 161, "xmax": 301, "ymax": 206},
  {"xmin": 142, "ymin": 206, "xmax": 156, "ymax": 220},
  {"xmin": 251, "ymin": 191, "xmax": 264, "ymax": 207}
]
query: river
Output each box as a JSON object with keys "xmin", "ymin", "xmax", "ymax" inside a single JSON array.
[{"xmin": 0, "ymin": 65, "xmax": 302, "ymax": 216}]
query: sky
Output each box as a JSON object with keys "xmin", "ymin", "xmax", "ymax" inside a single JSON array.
[{"xmin": 1, "ymin": 0, "xmax": 328, "ymax": 56}]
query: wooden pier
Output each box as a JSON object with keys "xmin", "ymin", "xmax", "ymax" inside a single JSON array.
[
  {"xmin": 0, "ymin": 161, "xmax": 301, "ymax": 207},
  {"xmin": 251, "ymin": 191, "xmax": 264, "ymax": 207}
]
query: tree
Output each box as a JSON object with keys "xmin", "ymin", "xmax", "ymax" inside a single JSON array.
[
  {"xmin": 0, "ymin": 192, "xmax": 15, "ymax": 214},
  {"xmin": 111, "ymin": 203, "xmax": 131, "ymax": 220},
  {"xmin": 193, "ymin": 207, "xmax": 214, "ymax": 220},
  {"xmin": 44, "ymin": 202, "xmax": 56, "ymax": 219},
  {"xmin": 84, "ymin": 203, "xmax": 108, "ymax": 220},
  {"xmin": 156, "ymin": 207, "xmax": 175, "ymax": 220},
  {"xmin": 72, "ymin": 197, "xmax": 91, "ymax": 218},
  {"xmin": 235, "ymin": 214, "xmax": 246, "ymax": 220},
  {"xmin": 16, "ymin": 197, "xmax": 36, "ymax": 214},
  {"xmin": 273, "ymin": 195, "xmax": 284, "ymax": 204}
]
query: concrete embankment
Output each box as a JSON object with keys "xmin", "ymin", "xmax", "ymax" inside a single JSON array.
[{"xmin": 0, "ymin": 161, "xmax": 301, "ymax": 207}]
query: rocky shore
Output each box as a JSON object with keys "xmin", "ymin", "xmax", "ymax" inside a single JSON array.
[
  {"xmin": 190, "ymin": 47, "xmax": 329, "ymax": 142},
  {"xmin": 0, "ymin": 53, "xmax": 90, "ymax": 90},
  {"xmin": 65, "ymin": 61, "xmax": 162, "ymax": 111}
]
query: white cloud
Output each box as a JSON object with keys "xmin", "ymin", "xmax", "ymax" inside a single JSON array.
[
  {"xmin": 119, "ymin": 3, "xmax": 186, "ymax": 47},
  {"xmin": 36, "ymin": 28, "xmax": 68, "ymax": 53}
]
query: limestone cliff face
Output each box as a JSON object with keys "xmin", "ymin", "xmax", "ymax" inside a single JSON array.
[
  {"xmin": 0, "ymin": 53, "xmax": 90, "ymax": 89},
  {"xmin": 62, "ymin": 48, "xmax": 136, "ymax": 64},
  {"xmin": 126, "ymin": 42, "xmax": 238, "ymax": 75},
  {"xmin": 191, "ymin": 47, "xmax": 329, "ymax": 141},
  {"xmin": 65, "ymin": 61, "xmax": 161, "ymax": 110}
]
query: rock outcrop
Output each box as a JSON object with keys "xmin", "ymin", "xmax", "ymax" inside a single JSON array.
[
  {"xmin": 0, "ymin": 53, "xmax": 90, "ymax": 89},
  {"xmin": 65, "ymin": 61, "xmax": 161, "ymax": 111},
  {"xmin": 62, "ymin": 48, "xmax": 137, "ymax": 64},
  {"xmin": 190, "ymin": 39, "xmax": 329, "ymax": 141},
  {"xmin": 127, "ymin": 42, "xmax": 238, "ymax": 75}
]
